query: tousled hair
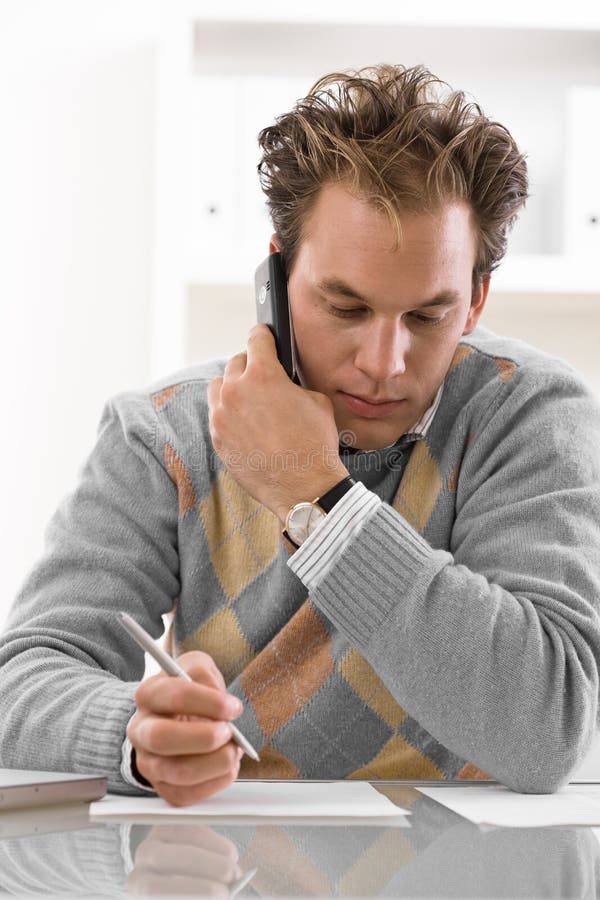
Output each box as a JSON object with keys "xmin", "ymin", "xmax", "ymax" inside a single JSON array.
[{"xmin": 257, "ymin": 64, "xmax": 528, "ymax": 285}]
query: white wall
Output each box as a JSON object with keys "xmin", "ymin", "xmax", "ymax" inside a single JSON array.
[{"xmin": 0, "ymin": 2, "xmax": 158, "ymax": 617}]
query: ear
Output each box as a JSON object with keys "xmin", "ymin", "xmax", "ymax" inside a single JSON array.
[
  {"xmin": 463, "ymin": 273, "xmax": 490, "ymax": 335},
  {"xmin": 269, "ymin": 233, "xmax": 282, "ymax": 254}
]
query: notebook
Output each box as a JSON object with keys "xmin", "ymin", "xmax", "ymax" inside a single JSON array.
[{"xmin": 0, "ymin": 768, "xmax": 106, "ymax": 811}]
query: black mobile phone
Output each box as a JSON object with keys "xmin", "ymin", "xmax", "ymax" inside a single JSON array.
[{"xmin": 254, "ymin": 252, "xmax": 296, "ymax": 380}]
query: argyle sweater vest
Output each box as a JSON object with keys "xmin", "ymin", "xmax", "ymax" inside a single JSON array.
[{"xmin": 157, "ymin": 345, "xmax": 492, "ymax": 782}]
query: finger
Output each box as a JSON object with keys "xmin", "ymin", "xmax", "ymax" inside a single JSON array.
[
  {"xmin": 145, "ymin": 824, "xmax": 239, "ymax": 859},
  {"xmin": 245, "ymin": 323, "xmax": 277, "ymax": 365},
  {"xmin": 138, "ymin": 739, "xmax": 242, "ymax": 789},
  {"xmin": 128, "ymin": 870, "xmax": 230, "ymax": 897},
  {"xmin": 206, "ymin": 376, "xmax": 223, "ymax": 411},
  {"xmin": 223, "ymin": 351, "xmax": 247, "ymax": 381},
  {"xmin": 157, "ymin": 770, "xmax": 240, "ymax": 810},
  {"xmin": 178, "ymin": 655, "xmax": 227, "ymax": 690},
  {"xmin": 135, "ymin": 678, "xmax": 241, "ymax": 720},
  {"xmin": 155, "ymin": 761, "xmax": 241, "ymax": 808},
  {"xmin": 176, "ymin": 651, "xmax": 227, "ymax": 691},
  {"xmin": 134, "ymin": 838, "xmax": 240, "ymax": 881},
  {"xmin": 130, "ymin": 715, "xmax": 234, "ymax": 757}
]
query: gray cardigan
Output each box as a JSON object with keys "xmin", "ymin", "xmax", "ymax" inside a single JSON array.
[{"xmin": 1, "ymin": 327, "xmax": 599, "ymax": 793}]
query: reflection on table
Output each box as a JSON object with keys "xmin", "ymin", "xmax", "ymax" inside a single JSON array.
[{"xmin": 0, "ymin": 784, "xmax": 598, "ymax": 897}]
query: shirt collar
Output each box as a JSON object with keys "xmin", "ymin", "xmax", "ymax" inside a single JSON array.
[
  {"xmin": 402, "ymin": 383, "xmax": 444, "ymax": 443},
  {"xmin": 339, "ymin": 382, "xmax": 444, "ymax": 454}
]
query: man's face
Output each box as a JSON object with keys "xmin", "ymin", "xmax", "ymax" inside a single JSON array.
[{"xmin": 276, "ymin": 184, "xmax": 488, "ymax": 451}]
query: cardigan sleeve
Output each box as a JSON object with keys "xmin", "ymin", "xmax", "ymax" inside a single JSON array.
[
  {"xmin": 291, "ymin": 364, "xmax": 600, "ymax": 793},
  {"xmin": 0, "ymin": 391, "xmax": 180, "ymax": 793}
]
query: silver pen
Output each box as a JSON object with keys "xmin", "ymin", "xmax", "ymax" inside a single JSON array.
[
  {"xmin": 117, "ymin": 611, "xmax": 260, "ymax": 762},
  {"xmin": 229, "ymin": 866, "xmax": 259, "ymax": 898}
]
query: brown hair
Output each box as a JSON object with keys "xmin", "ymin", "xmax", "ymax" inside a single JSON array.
[{"xmin": 257, "ymin": 64, "xmax": 528, "ymax": 284}]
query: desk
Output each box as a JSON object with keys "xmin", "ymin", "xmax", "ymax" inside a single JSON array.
[{"xmin": 0, "ymin": 783, "xmax": 597, "ymax": 897}]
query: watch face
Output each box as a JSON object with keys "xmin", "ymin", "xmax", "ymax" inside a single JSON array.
[{"xmin": 287, "ymin": 502, "xmax": 326, "ymax": 546}]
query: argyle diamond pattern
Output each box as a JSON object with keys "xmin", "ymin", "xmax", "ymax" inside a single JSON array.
[{"xmin": 152, "ymin": 342, "xmax": 499, "ymax": 781}]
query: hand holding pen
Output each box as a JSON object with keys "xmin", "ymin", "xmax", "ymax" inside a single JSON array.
[
  {"xmin": 127, "ymin": 823, "xmax": 258, "ymax": 898},
  {"xmin": 119, "ymin": 612, "xmax": 260, "ymax": 809}
]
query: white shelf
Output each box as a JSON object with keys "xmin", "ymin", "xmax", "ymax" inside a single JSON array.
[
  {"xmin": 491, "ymin": 255, "xmax": 600, "ymax": 294},
  {"xmin": 180, "ymin": 2, "xmax": 600, "ymax": 31}
]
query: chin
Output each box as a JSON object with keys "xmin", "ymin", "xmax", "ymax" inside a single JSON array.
[
  {"xmin": 339, "ymin": 422, "xmax": 405, "ymax": 452},
  {"xmin": 355, "ymin": 435, "xmax": 400, "ymax": 451}
]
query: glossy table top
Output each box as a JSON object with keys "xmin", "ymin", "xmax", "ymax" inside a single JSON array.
[{"xmin": 0, "ymin": 783, "xmax": 598, "ymax": 897}]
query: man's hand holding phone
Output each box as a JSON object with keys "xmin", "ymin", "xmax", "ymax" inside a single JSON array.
[
  {"xmin": 254, "ymin": 252, "xmax": 296, "ymax": 380},
  {"xmin": 207, "ymin": 324, "xmax": 349, "ymax": 525}
]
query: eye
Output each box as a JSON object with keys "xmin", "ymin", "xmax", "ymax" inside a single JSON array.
[
  {"xmin": 329, "ymin": 305, "xmax": 366, "ymax": 319},
  {"xmin": 410, "ymin": 312, "xmax": 444, "ymax": 326}
]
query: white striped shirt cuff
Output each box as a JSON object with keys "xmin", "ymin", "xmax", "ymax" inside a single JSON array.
[
  {"xmin": 287, "ymin": 482, "xmax": 381, "ymax": 589},
  {"xmin": 121, "ymin": 724, "xmax": 156, "ymax": 793}
]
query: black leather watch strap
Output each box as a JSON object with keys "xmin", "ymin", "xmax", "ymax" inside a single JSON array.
[
  {"xmin": 130, "ymin": 746, "xmax": 153, "ymax": 789},
  {"xmin": 316, "ymin": 476, "xmax": 356, "ymax": 513}
]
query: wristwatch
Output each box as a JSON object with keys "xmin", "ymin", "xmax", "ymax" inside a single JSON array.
[{"xmin": 282, "ymin": 476, "xmax": 356, "ymax": 550}]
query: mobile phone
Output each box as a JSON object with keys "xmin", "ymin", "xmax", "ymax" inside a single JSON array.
[{"xmin": 254, "ymin": 252, "xmax": 296, "ymax": 380}]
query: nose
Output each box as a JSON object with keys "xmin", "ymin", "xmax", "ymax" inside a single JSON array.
[{"xmin": 354, "ymin": 317, "xmax": 408, "ymax": 383}]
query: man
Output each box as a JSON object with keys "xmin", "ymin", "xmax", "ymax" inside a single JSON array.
[{"xmin": 1, "ymin": 65, "xmax": 600, "ymax": 807}]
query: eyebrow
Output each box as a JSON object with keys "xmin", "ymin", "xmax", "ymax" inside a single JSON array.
[{"xmin": 316, "ymin": 278, "xmax": 462, "ymax": 308}]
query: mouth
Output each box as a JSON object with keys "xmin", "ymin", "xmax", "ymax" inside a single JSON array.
[{"xmin": 338, "ymin": 391, "xmax": 406, "ymax": 419}]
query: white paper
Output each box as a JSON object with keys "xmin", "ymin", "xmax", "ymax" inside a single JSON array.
[
  {"xmin": 90, "ymin": 781, "xmax": 408, "ymax": 819},
  {"xmin": 418, "ymin": 784, "xmax": 600, "ymax": 827}
]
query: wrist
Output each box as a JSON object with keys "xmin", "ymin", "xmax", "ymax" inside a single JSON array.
[
  {"xmin": 274, "ymin": 465, "xmax": 351, "ymax": 524},
  {"xmin": 281, "ymin": 474, "xmax": 357, "ymax": 550}
]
